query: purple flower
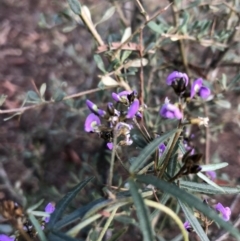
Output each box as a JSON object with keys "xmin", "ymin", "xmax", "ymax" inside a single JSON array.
[
  {"xmin": 107, "ymin": 142, "xmax": 113, "ymax": 150},
  {"xmin": 183, "ymin": 221, "xmax": 192, "ymax": 232},
  {"xmin": 126, "ymin": 99, "xmax": 139, "ymax": 119},
  {"xmin": 205, "ymin": 171, "xmax": 216, "ymax": 181},
  {"xmin": 112, "ymin": 91, "xmax": 132, "ymax": 102},
  {"xmin": 160, "ymin": 98, "xmax": 182, "ymax": 119},
  {"xmin": 166, "ymin": 71, "xmax": 189, "ymax": 86},
  {"xmin": 44, "ymin": 202, "xmax": 55, "ymax": 223},
  {"xmin": 84, "ymin": 113, "xmax": 101, "ymax": 132},
  {"xmin": 0, "ymin": 235, "xmax": 14, "ymax": 241},
  {"xmin": 86, "ymin": 100, "xmax": 106, "ymax": 117},
  {"xmin": 159, "ymin": 143, "xmax": 166, "ymax": 156},
  {"xmin": 215, "ymin": 203, "xmax": 231, "ymax": 221},
  {"xmin": 190, "ymin": 78, "xmax": 211, "ymax": 99}
]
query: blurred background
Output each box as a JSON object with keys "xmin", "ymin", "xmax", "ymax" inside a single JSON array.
[{"xmin": 0, "ymin": 0, "xmax": 240, "ymax": 240}]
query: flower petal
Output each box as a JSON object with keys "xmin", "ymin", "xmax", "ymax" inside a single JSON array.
[
  {"xmin": 160, "ymin": 101, "xmax": 182, "ymax": 119},
  {"xmin": 0, "ymin": 235, "xmax": 14, "ymax": 241},
  {"xmin": 191, "ymin": 78, "xmax": 203, "ymax": 98},
  {"xmin": 166, "ymin": 71, "xmax": 189, "ymax": 86},
  {"xmin": 126, "ymin": 99, "xmax": 139, "ymax": 119},
  {"xmin": 199, "ymin": 86, "xmax": 211, "ymax": 99},
  {"xmin": 84, "ymin": 113, "xmax": 101, "ymax": 132},
  {"xmin": 215, "ymin": 203, "xmax": 231, "ymax": 221}
]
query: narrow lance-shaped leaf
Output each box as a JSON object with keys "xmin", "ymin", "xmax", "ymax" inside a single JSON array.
[
  {"xmin": 200, "ymin": 162, "xmax": 228, "ymax": 172},
  {"xmin": 47, "ymin": 176, "xmax": 94, "ymax": 229},
  {"xmin": 197, "ymin": 172, "xmax": 225, "ymax": 193},
  {"xmin": 130, "ymin": 128, "xmax": 177, "ymax": 173},
  {"xmin": 28, "ymin": 213, "xmax": 48, "ymax": 241},
  {"xmin": 136, "ymin": 175, "xmax": 240, "ymax": 240},
  {"xmin": 128, "ymin": 179, "xmax": 154, "ymax": 241},
  {"xmin": 180, "ymin": 181, "xmax": 240, "ymax": 195},
  {"xmin": 178, "ymin": 200, "xmax": 210, "ymax": 241}
]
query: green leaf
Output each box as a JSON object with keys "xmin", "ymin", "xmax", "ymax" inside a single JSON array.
[
  {"xmin": 121, "ymin": 50, "xmax": 132, "ymax": 64},
  {"xmin": 215, "ymin": 99, "xmax": 231, "ymax": 109},
  {"xmin": 50, "ymin": 230, "xmax": 85, "ymax": 241},
  {"xmin": 179, "ymin": 200, "xmax": 210, "ymax": 241},
  {"xmin": 68, "ymin": 0, "xmax": 81, "ymax": 15},
  {"xmin": 94, "ymin": 54, "xmax": 106, "ymax": 73},
  {"xmin": 95, "ymin": 6, "xmax": 115, "ymax": 26},
  {"xmin": 147, "ymin": 21, "xmax": 163, "ymax": 34},
  {"xmin": 27, "ymin": 90, "xmax": 40, "ymax": 101},
  {"xmin": 121, "ymin": 27, "xmax": 132, "ymax": 43},
  {"xmin": 53, "ymin": 89, "xmax": 66, "ymax": 102},
  {"xmin": 180, "ymin": 181, "xmax": 240, "ymax": 195},
  {"xmin": 27, "ymin": 199, "xmax": 44, "ymax": 212},
  {"xmin": 136, "ymin": 175, "xmax": 240, "ymax": 240},
  {"xmin": 128, "ymin": 179, "xmax": 154, "ymax": 241},
  {"xmin": 47, "ymin": 176, "xmax": 94, "ymax": 229},
  {"xmin": 129, "ymin": 129, "xmax": 177, "ymax": 173},
  {"xmin": 167, "ymin": 141, "xmax": 179, "ymax": 177},
  {"xmin": 200, "ymin": 162, "xmax": 228, "ymax": 172},
  {"xmin": 28, "ymin": 213, "xmax": 47, "ymax": 241},
  {"xmin": 178, "ymin": 11, "xmax": 189, "ymax": 34},
  {"xmin": 55, "ymin": 198, "xmax": 105, "ymax": 229},
  {"xmin": 40, "ymin": 83, "xmax": 47, "ymax": 98},
  {"xmin": 197, "ymin": 172, "xmax": 225, "ymax": 193}
]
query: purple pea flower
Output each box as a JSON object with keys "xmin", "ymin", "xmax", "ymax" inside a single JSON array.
[
  {"xmin": 215, "ymin": 203, "xmax": 231, "ymax": 221},
  {"xmin": 166, "ymin": 71, "xmax": 189, "ymax": 86},
  {"xmin": 44, "ymin": 202, "xmax": 55, "ymax": 223},
  {"xmin": 190, "ymin": 78, "xmax": 211, "ymax": 99},
  {"xmin": 126, "ymin": 99, "xmax": 139, "ymax": 119},
  {"xmin": 84, "ymin": 113, "xmax": 101, "ymax": 132},
  {"xmin": 159, "ymin": 143, "xmax": 166, "ymax": 156},
  {"xmin": 112, "ymin": 91, "xmax": 132, "ymax": 103},
  {"xmin": 183, "ymin": 221, "xmax": 192, "ymax": 232},
  {"xmin": 107, "ymin": 142, "xmax": 113, "ymax": 150},
  {"xmin": 205, "ymin": 170, "xmax": 216, "ymax": 181},
  {"xmin": 160, "ymin": 98, "xmax": 182, "ymax": 119},
  {"xmin": 0, "ymin": 235, "xmax": 14, "ymax": 241},
  {"xmin": 86, "ymin": 100, "xmax": 106, "ymax": 117}
]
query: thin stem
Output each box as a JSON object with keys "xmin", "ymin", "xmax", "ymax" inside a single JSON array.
[
  {"xmin": 96, "ymin": 207, "xmax": 119, "ymax": 241},
  {"xmin": 204, "ymin": 104, "xmax": 210, "ymax": 164},
  {"xmin": 133, "ymin": 118, "xmax": 150, "ymax": 142},
  {"xmin": 78, "ymin": 7, "xmax": 104, "ymax": 46},
  {"xmin": 108, "ymin": 131, "xmax": 118, "ymax": 187},
  {"xmin": 0, "ymin": 87, "xmax": 114, "ymax": 115},
  {"xmin": 135, "ymin": 0, "xmax": 149, "ymax": 21},
  {"xmin": 172, "ymin": 3, "xmax": 190, "ymax": 76},
  {"xmin": 115, "ymin": 151, "xmax": 130, "ymax": 174}
]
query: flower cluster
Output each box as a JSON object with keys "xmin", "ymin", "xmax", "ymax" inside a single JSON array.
[
  {"xmin": 160, "ymin": 71, "xmax": 211, "ymax": 120},
  {"xmin": 84, "ymin": 91, "xmax": 141, "ymax": 149}
]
